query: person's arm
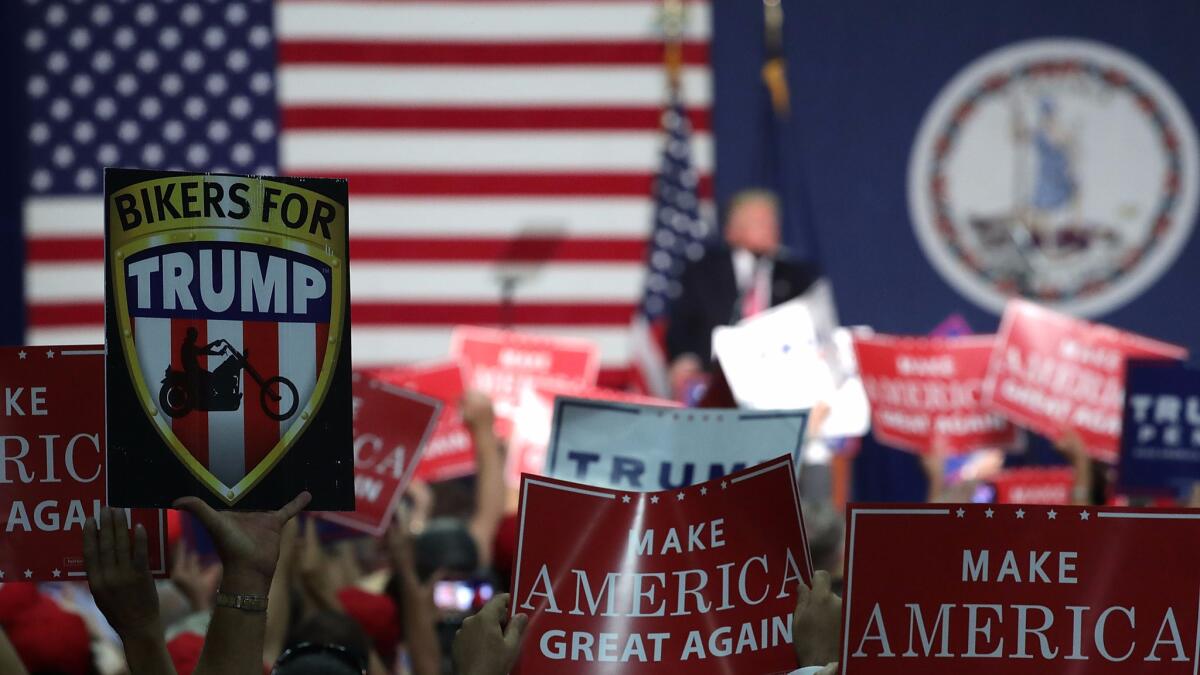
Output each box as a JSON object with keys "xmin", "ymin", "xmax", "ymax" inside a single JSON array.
[
  {"xmin": 1054, "ymin": 430, "xmax": 1095, "ymax": 505},
  {"xmin": 792, "ymin": 571, "xmax": 841, "ymax": 670},
  {"xmin": 385, "ymin": 509, "xmax": 441, "ymax": 675},
  {"xmin": 83, "ymin": 508, "xmax": 177, "ymax": 675},
  {"xmin": 262, "ymin": 518, "xmax": 299, "ymax": 666},
  {"xmin": 173, "ymin": 491, "xmax": 311, "ymax": 675},
  {"xmin": 0, "ymin": 626, "xmax": 30, "ymax": 675},
  {"xmin": 463, "ymin": 391, "xmax": 504, "ymax": 569},
  {"xmin": 451, "ymin": 594, "xmax": 528, "ymax": 675}
]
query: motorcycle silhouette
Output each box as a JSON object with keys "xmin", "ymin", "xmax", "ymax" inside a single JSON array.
[{"xmin": 159, "ymin": 339, "xmax": 299, "ymax": 421}]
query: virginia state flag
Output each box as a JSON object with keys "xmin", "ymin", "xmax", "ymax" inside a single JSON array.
[{"xmin": 712, "ymin": 0, "xmax": 1200, "ymax": 353}]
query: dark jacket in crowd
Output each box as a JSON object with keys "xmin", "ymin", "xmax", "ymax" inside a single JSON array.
[{"xmin": 666, "ymin": 245, "xmax": 822, "ymax": 365}]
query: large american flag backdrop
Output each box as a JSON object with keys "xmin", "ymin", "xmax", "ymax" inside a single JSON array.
[{"xmin": 18, "ymin": 0, "xmax": 713, "ymax": 385}]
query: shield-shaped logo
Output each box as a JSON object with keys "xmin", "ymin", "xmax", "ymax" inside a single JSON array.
[{"xmin": 107, "ymin": 171, "xmax": 348, "ymax": 505}]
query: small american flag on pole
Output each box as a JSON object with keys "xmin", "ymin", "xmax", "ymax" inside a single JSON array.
[{"xmin": 629, "ymin": 87, "xmax": 713, "ymax": 397}]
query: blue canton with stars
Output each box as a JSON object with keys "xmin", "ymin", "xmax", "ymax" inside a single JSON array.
[
  {"xmin": 20, "ymin": 0, "xmax": 278, "ymax": 196},
  {"xmin": 637, "ymin": 93, "xmax": 712, "ymax": 321}
]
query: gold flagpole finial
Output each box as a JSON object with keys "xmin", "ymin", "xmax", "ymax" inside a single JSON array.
[
  {"xmin": 660, "ymin": 0, "xmax": 686, "ymax": 93},
  {"xmin": 761, "ymin": 0, "xmax": 790, "ymax": 116}
]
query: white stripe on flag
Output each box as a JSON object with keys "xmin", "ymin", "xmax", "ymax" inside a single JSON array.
[
  {"xmin": 278, "ymin": 322, "xmax": 317, "ymax": 436},
  {"xmin": 133, "ymin": 317, "xmax": 171, "ymax": 410},
  {"xmin": 278, "ymin": 66, "xmax": 711, "ymax": 106},
  {"xmin": 281, "ymin": 131, "xmax": 714, "ymax": 173},
  {"xmin": 28, "ymin": 324, "xmax": 635, "ymax": 369},
  {"xmin": 24, "ymin": 196, "xmax": 715, "ymax": 239},
  {"xmin": 276, "ymin": 2, "xmax": 711, "ymax": 42},
  {"xmin": 207, "ymin": 320, "xmax": 246, "ymax": 487}
]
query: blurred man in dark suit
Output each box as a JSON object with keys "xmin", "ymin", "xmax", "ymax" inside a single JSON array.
[{"xmin": 666, "ymin": 189, "xmax": 822, "ymax": 395}]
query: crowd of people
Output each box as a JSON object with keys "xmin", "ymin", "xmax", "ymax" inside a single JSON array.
[
  {"xmin": 1, "ymin": 192, "xmax": 1187, "ymax": 674},
  {"xmin": 0, "ymin": 385, "xmax": 842, "ymax": 674}
]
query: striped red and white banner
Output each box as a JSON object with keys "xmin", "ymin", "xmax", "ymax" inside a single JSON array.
[
  {"xmin": 130, "ymin": 316, "xmax": 326, "ymax": 488},
  {"xmin": 24, "ymin": 0, "xmax": 713, "ymax": 385}
]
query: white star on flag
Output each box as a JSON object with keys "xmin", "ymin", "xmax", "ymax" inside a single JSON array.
[
  {"xmin": 1080, "ymin": 511, "xmax": 1091, "ymax": 521},
  {"xmin": 1048, "ymin": 510, "xmax": 1058, "ymax": 520},
  {"xmin": 985, "ymin": 508, "xmax": 994, "ymax": 519},
  {"xmin": 650, "ymin": 495, "xmax": 659, "ymax": 504},
  {"xmin": 621, "ymin": 495, "xmax": 631, "ymax": 504},
  {"xmin": 52, "ymin": 569, "xmax": 61, "ymax": 578},
  {"xmin": 955, "ymin": 508, "xmax": 965, "ymax": 518},
  {"xmin": 721, "ymin": 481, "xmax": 728, "ymax": 490},
  {"xmin": 1016, "ymin": 509, "xmax": 1026, "ymax": 519},
  {"xmin": 17, "ymin": 351, "xmax": 25, "ymax": 360},
  {"xmin": 676, "ymin": 492, "xmax": 685, "ymax": 501},
  {"xmin": 46, "ymin": 350, "xmax": 55, "ymax": 359},
  {"xmin": 23, "ymin": 570, "xmax": 33, "ymax": 579},
  {"xmin": 700, "ymin": 487, "xmax": 708, "ymax": 495}
]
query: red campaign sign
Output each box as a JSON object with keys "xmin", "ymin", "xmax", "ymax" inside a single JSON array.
[
  {"xmin": 842, "ymin": 503, "xmax": 1200, "ymax": 674},
  {"xmin": 992, "ymin": 468, "xmax": 1076, "ymax": 505},
  {"xmin": 853, "ymin": 334, "xmax": 1017, "ymax": 454},
  {"xmin": 319, "ymin": 374, "xmax": 441, "ymax": 536},
  {"xmin": 450, "ymin": 326, "xmax": 600, "ymax": 439},
  {"xmin": 510, "ymin": 456, "xmax": 812, "ymax": 674},
  {"xmin": 982, "ymin": 300, "xmax": 1187, "ymax": 462},
  {"xmin": 505, "ymin": 383, "xmax": 678, "ymax": 486},
  {"xmin": 0, "ymin": 346, "xmax": 165, "ymax": 582},
  {"xmin": 374, "ymin": 363, "xmax": 476, "ymax": 482}
]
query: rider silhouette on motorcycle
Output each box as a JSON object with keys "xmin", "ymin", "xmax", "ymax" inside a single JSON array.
[{"xmin": 181, "ymin": 328, "xmax": 235, "ymax": 405}]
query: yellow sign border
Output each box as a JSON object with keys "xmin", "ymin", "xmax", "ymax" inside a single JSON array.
[{"xmin": 111, "ymin": 227, "xmax": 346, "ymax": 505}]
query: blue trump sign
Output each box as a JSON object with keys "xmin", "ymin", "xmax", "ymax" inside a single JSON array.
[{"xmin": 1118, "ymin": 360, "xmax": 1200, "ymax": 498}]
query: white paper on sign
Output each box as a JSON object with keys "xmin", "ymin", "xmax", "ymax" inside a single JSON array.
[{"xmin": 711, "ymin": 280, "xmax": 870, "ymax": 439}]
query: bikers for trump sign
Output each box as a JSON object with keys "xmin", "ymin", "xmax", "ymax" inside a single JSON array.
[
  {"xmin": 841, "ymin": 503, "xmax": 1200, "ymax": 674},
  {"xmin": 104, "ymin": 169, "xmax": 353, "ymax": 509},
  {"xmin": 510, "ymin": 456, "xmax": 812, "ymax": 674}
]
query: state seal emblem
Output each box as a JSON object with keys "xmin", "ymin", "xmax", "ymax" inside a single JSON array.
[{"xmin": 909, "ymin": 38, "xmax": 1199, "ymax": 316}]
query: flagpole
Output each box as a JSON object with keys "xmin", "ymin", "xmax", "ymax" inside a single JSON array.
[
  {"xmin": 661, "ymin": 0, "xmax": 685, "ymax": 96},
  {"xmin": 761, "ymin": 0, "xmax": 789, "ymax": 117}
]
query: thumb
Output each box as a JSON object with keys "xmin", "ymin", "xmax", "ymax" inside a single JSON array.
[
  {"xmin": 504, "ymin": 612, "xmax": 529, "ymax": 649},
  {"xmin": 173, "ymin": 496, "xmax": 227, "ymax": 543}
]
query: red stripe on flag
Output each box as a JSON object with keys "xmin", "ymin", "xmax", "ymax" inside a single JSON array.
[
  {"xmin": 278, "ymin": 40, "xmax": 709, "ymax": 66},
  {"xmin": 242, "ymin": 320, "xmax": 281, "ymax": 473},
  {"xmin": 170, "ymin": 319, "xmax": 209, "ymax": 468},
  {"xmin": 350, "ymin": 237, "xmax": 645, "ymax": 262},
  {"xmin": 299, "ymin": 172, "xmax": 711, "ymax": 197},
  {"xmin": 281, "ymin": 106, "xmax": 711, "ymax": 131},
  {"xmin": 28, "ymin": 237, "xmax": 647, "ymax": 263},
  {"xmin": 28, "ymin": 302, "xmax": 635, "ymax": 327},
  {"xmin": 351, "ymin": 302, "xmax": 635, "ymax": 325}
]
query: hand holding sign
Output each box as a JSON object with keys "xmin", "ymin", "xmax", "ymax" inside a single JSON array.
[
  {"xmin": 792, "ymin": 571, "xmax": 843, "ymax": 669},
  {"xmin": 173, "ymin": 490, "xmax": 312, "ymax": 595},
  {"xmin": 453, "ymin": 594, "xmax": 530, "ymax": 675}
]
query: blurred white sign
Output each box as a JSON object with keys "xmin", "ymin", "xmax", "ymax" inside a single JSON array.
[{"xmin": 711, "ymin": 280, "xmax": 870, "ymax": 439}]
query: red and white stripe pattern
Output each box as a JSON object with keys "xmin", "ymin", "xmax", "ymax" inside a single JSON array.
[
  {"xmin": 25, "ymin": 0, "xmax": 712, "ymax": 385},
  {"xmin": 132, "ymin": 316, "xmax": 327, "ymax": 488}
]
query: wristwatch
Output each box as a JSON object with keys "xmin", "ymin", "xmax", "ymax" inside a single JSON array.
[{"xmin": 215, "ymin": 591, "xmax": 268, "ymax": 613}]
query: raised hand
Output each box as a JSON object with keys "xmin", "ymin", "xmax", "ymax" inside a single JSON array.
[
  {"xmin": 83, "ymin": 508, "xmax": 161, "ymax": 640},
  {"xmin": 792, "ymin": 570, "xmax": 842, "ymax": 669},
  {"xmin": 460, "ymin": 390, "xmax": 496, "ymax": 432},
  {"xmin": 171, "ymin": 541, "xmax": 223, "ymax": 612},
  {"xmin": 172, "ymin": 491, "xmax": 311, "ymax": 595},
  {"xmin": 452, "ymin": 594, "xmax": 529, "ymax": 675}
]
